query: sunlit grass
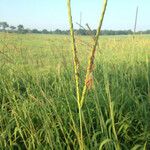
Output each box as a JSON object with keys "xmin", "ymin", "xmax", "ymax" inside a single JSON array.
[{"xmin": 0, "ymin": 33, "xmax": 150, "ymax": 149}]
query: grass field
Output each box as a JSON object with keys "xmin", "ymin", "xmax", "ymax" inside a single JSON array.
[{"xmin": 0, "ymin": 33, "xmax": 150, "ymax": 149}]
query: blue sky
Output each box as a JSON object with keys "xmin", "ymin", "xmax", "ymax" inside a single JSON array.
[{"xmin": 0, "ymin": 0, "xmax": 149, "ymax": 31}]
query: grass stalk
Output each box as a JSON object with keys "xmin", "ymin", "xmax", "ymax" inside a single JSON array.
[
  {"xmin": 67, "ymin": 0, "xmax": 80, "ymax": 104},
  {"xmin": 67, "ymin": 0, "xmax": 108, "ymax": 149},
  {"xmin": 104, "ymin": 71, "xmax": 120, "ymax": 150},
  {"xmin": 80, "ymin": 0, "xmax": 108, "ymax": 108},
  {"xmin": 67, "ymin": 0, "xmax": 84, "ymax": 149}
]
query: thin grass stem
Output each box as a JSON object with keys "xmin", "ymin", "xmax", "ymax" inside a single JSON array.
[{"xmin": 80, "ymin": 0, "xmax": 108, "ymax": 108}]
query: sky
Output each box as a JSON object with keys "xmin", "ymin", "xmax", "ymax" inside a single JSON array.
[{"xmin": 0, "ymin": 0, "xmax": 149, "ymax": 31}]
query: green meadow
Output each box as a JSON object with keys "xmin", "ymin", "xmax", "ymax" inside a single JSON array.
[{"xmin": 0, "ymin": 33, "xmax": 150, "ymax": 149}]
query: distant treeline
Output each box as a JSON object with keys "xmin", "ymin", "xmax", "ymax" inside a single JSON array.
[{"xmin": 0, "ymin": 21, "xmax": 150, "ymax": 35}]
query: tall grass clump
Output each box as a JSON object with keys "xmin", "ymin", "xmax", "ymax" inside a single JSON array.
[{"xmin": 67, "ymin": 0, "xmax": 109, "ymax": 149}]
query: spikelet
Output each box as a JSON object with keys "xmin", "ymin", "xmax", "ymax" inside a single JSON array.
[{"xmin": 85, "ymin": 73, "xmax": 94, "ymax": 90}]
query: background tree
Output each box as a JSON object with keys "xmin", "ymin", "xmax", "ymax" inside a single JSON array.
[
  {"xmin": 17, "ymin": 24, "xmax": 24, "ymax": 33},
  {"xmin": 54, "ymin": 29, "xmax": 62, "ymax": 34},
  {"xmin": 0, "ymin": 21, "xmax": 149, "ymax": 35},
  {"xmin": 10, "ymin": 26, "xmax": 16, "ymax": 32},
  {"xmin": 32, "ymin": 29, "xmax": 40, "ymax": 34},
  {"xmin": 42, "ymin": 29, "xmax": 49, "ymax": 34},
  {"xmin": 0, "ymin": 22, "xmax": 9, "ymax": 31}
]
